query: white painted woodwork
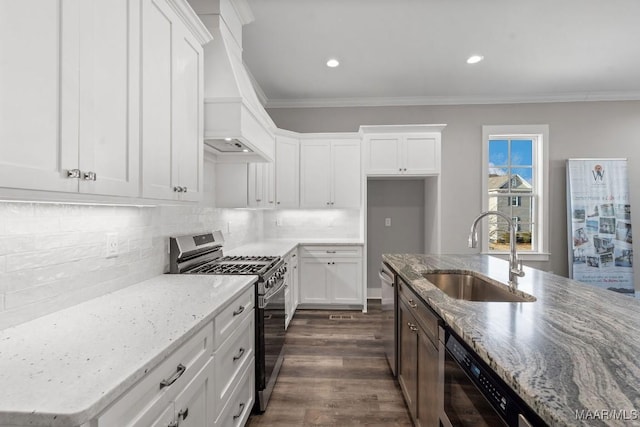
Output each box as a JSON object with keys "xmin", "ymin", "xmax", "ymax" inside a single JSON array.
[
  {"xmin": 78, "ymin": 0, "xmax": 140, "ymax": 197},
  {"xmin": 173, "ymin": 361, "xmax": 212, "ymax": 427},
  {"xmin": 0, "ymin": 0, "xmax": 140, "ymax": 196},
  {"xmin": 331, "ymin": 257, "xmax": 362, "ymax": 304},
  {"xmin": 247, "ymin": 162, "xmax": 274, "ymax": 208},
  {"xmin": 362, "ymin": 126, "xmax": 443, "ymax": 176},
  {"xmin": 214, "ymin": 163, "xmax": 248, "ymax": 208},
  {"xmin": 299, "ymin": 258, "xmax": 331, "ymax": 303},
  {"xmin": 275, "ymin": 135, "xmax": 300, "ymax": 208},
  {"xmin": 141, "ymin": 0, "xmax": 204, "ymax": 201},
  {"xmin": 331, "ymin": 140, "xmax": 361, "ymax": 208},
  {"xmin": 0, "ymin": 1, "xmax": 78, "ymax": 193},
  {"xmin": 299, "ymin": 245, "xmax": 363, "ymax": 306},
  {"xmin": 300, "ymin": 138, "xmax": 361, "ymax": 208},
  {"xmin": 214, "ymin": 361, "xmax": 254, "ymax": 427},
  {"xmin": 149, "ymin": 403, "xmax": 175, "ymax": 427},
  {"xmin": 284, "ymin": 248, "xmax": 298, "ymax": 329},
  {"xmin": 299, "ymin": 140, "xmax": 332, "ymax": 208}
]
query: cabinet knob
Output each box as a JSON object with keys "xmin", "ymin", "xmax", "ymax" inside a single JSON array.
[
  {"xmin": 269, "ymin": 200, "xmax": 274, "ymax": 204},
  {"xmin": 233, "ymin": 347, "xmax": 246, "ymax": 361},
  {"xmin": 408, "ymin": 299, "xmax": 418, "ymax": 309},
  {"xmin": 403, "ymin": 168, "xmax": 407, "ymax": 172},
  {"xmin": 66, "ymin": 169, "xmax": 82, "ymax": 179},
  {"xmin": 326, "ymin": 202, "xmax": 330, "ymax": 205},
  {"xmin": 277, "ymin": 201, "xmax": 281, "ymax": 204},
  {"xmin": 399, "ymin": 168, "xmax": 402, "ymax": 171},
  {"xmin": 82, "ymin": 171, "xmax": 97, "ymax": 181},
  {"xmin": 182, "ymin": 186, "xmax": 187, "ymax": 193},
  {"xmin": 178, "ymin": 407, "xmax": 189, "ymax": 420},
  {"xmin": 173, "ymin": 186, "xmax": 183, "ymax": 192},
  {"xmin": 256, "ymin": 199, "xmax": 262, "ymax": 202}
]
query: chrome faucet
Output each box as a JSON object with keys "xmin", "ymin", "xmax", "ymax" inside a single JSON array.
[{"xmin": 468, "ymin": 211, "xmax": 525, "ymax": 286}]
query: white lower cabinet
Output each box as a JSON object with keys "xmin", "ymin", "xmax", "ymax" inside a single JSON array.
[
  {"xmin": 95, "ymin": 287, "xmax": 255, "ymax": 427},
  {"xmin": 299, "ymin": 246, "xmax": 363, "ymax": 306},
  {"xmin": 284, "ymin": 248, "xmax": 298, "ymax": 329}
]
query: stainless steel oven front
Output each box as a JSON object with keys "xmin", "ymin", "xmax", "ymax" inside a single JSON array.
[
  {"xmin": 439, "ymin": 327, "xmax": 545, "ymax": 427},
  {"xmin": 255, "ymin": 275, "xmax": 286, "ymax": 412}
]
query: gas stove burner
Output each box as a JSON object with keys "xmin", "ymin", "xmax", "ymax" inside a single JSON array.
[
  {"xmin": 219, "ymin": 255, "xmax": 279, "ymax": 263},
  {"xmin": 189, "ymin": 261, "xmax": 272, "ymax": 275}
]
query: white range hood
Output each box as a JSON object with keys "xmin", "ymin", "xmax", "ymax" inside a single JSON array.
[{"xmin": 194, "ymin": 0, "xmax": 275, "ymax": 163}]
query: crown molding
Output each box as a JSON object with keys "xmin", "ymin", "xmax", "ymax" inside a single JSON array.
[
  {"xmin": 263, "ymin": 91, "xmax": 640, "ymax": 109},
  {"xmin": 166, "ymin": 0, "xmax": 213, "ymax": 45}
]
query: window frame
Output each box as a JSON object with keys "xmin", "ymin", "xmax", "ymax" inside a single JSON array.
[{"xmin": 482, "ymin": 125, "xmax": 550, "ymax": 261}]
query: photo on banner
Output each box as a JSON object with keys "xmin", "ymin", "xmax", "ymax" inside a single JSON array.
[{"xmin": 566, "ymin": 159, "xmax": 634, "ymax": 295}]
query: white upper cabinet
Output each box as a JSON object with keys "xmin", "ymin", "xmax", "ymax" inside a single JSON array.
[
  {"xmin": 361, "ymin": 125, "xmax": 445, "ymax": 176},
  {"xmin": 0, "ymin": 0, "xmax": 139, "ymax": 196},
  {"xmin": 141, "ymin": 0, "xmax": 206, "ymax": 201},
  {"xmin": 0, "ymin": 0, "xmax": 211, "ymax": 202},
  {"xmin": 300, "ymin": 138, "xmax": 361, "ymax": 208},
  {"xmin": 275, "ymin": 134, "xmax": 299, "ymax": 208},
  {"xmin": 247, "ymin": 162, "xmax": 275, "ymax": 208}
]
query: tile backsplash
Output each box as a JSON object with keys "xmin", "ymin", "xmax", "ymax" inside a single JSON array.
[
  {"xmin": 263, "ymin": 209, "xmax": 361, "ymax": 239},
  {"xmin": 0, "ymin": 202, "xmax": 262, "ymax": 329}
]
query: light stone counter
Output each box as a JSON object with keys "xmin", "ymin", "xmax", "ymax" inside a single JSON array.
[
  {"xmin": 0, "ymin": 274, "xmax": 257, "ymax": 427},
  {"xmin": 383, "ymin": 254, "xmax": 640, "ymax": 427},
  {"xmin": 225, "ymin": 238, "xmax": 364, "ymax": 257}
]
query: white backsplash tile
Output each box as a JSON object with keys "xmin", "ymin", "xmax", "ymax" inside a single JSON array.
[
  {"xmin": 263, "ymin": 209, "xmax": 361, "ymax": 239},
  {"xmin": 0, "ymin": 202, "xmax": 264, "ymax": 329}
]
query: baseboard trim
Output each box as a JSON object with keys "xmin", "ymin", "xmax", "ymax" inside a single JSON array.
[{"xmin": 367, "ymin": 288, "xmax": 382, "ymax": 299}]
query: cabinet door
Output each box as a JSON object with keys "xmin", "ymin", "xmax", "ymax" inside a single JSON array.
[
  {"xmin": 174, "ymin": 361, "xmax": 214, "ymax": 427},
  {"xmin": 299, "ymin": 140, "xmax": 331, "ymax": 208},
  {"xmin": 403, "ymin": 136, "xmax": 439, "ymax": 175},
  {"xmin": 141, "ymin": 0, "xmax": 177, "ymax": 200},
  {"xmin": 299, "ymin": 259, "xmax": 331, "ymax": 304},
  {"xmin": 275, "ymin": 135, "xmax": 300, "ymax": 208},
  {"xmin": 247, "ymin": 163, "xmax": 263, "ymax": 207},
  {"xmin": 78, "ymin": 0, "xmax": 140, "ymax": 197},
  {"xmin": 331, "ymin": 257, "xmax": 362, "ymax": 304},
  {"xmin": 0, "ymin": 1, "xmax": 79, "ymax": 193},
  {"xmin": 416, "ymin": 330, "xmax": 439, "ymax": 427},
  {"xmin": 264, "ymin": 162, "xmax": 275, "ymax": 207},
  {"xmin": 398, "ymin": 301, "xmax": 418, "ymax": 420},
  {"xmin": 331, "ymin": 140, "xmax": 361, "ymax": 208},
  {"xmin": 173, "ymin": 26, "xmax": 203, "ymax": 201},
  {"xmin": 148, "ymin": 403, "xmax": 175, "ymax": 427},
  {"xmin": 365, "ymin": 137, "xmax": 401, "ymax": 175}
]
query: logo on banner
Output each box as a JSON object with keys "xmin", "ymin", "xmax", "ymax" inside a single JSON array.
[{"xmin": 592, "ymin": 164, "xmax": 605, "ymax": 182}]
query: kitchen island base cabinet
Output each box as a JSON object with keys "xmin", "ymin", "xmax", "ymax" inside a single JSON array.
[
  {"xmin": 398, "ymin": 279, "xmax": 439, "ymax": 427},
  {"xmin": 299, "ymin": 246, "xmax": 363, "ymax": 308}
]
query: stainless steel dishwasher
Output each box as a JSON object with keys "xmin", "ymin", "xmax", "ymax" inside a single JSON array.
[{"xmin": 380, "ymin": 262, "xmax": 397, "ymax": 376}]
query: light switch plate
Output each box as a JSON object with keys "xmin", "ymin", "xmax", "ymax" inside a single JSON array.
[
  {"xmin": 106, "ymin": 233, "xmax": 118, "ymax": 258},
  {"xmin": 385, "ymin": 218, "xmax": 391, "ymax": 227}
]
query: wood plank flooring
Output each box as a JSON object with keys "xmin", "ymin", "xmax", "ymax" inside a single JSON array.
[{"xmin": 247, "ymin": 300, "xmax": 412, "ymax": 426}]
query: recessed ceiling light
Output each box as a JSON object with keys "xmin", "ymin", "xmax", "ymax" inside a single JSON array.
[
  {"xmin": 466, "ymin": 55, "xmax": 484, "ymax": 64},
  {"xmin": 242, "ymin": 149, "xmax": 249, "ymax": 152},
  {"xmin": 224, "ymin": 137, "xmax": 232, "ymax": 141},
  {"xmin": 326, "ymin": 58, "xmax": 340, "ymax": 68}
]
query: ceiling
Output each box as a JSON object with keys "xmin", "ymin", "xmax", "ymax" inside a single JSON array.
[{"xmin": 241, "ymin": 0, "xmax": 640, "ymax": 108}]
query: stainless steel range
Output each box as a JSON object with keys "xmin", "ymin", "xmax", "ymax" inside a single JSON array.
[{"xmin": 169, "ymin": 231, "xmax": 286, "ymax": 413}]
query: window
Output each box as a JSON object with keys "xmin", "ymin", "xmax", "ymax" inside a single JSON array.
[{"xmin": 482, "ymin": 125, "xmax": 549, "ymax": 260}]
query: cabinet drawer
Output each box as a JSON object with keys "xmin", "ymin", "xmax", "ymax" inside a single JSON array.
[
  {"xmin": 214, "ymin": 312, "xmax": 254, "ymax": 406},
  {"xmin": 215, "ymin": 286, "xmax": 254, "ymax": 348},
  {"xmin": 215, "ymin": 361, "xmax": 255, "ymax": 427},
  {"xmin": 300, "ymin": 245, "xmax": 362, "ymax": 258},
  {"xmin": 97, "ymin": 322, "xmax": 214, "ymax": 427},
  {"xmin": 398, "ymin": 279, "xmax": 439, "ymax": 345}
]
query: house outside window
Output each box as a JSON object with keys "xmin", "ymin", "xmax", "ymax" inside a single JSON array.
[{"xmin": 482, "ymin": 125, "xmax": 550, "ymax": 261}]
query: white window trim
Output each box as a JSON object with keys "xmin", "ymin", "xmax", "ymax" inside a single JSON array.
[{"xmin": 482, "ymin": 125, "xmax": 550, "ymax": 261}]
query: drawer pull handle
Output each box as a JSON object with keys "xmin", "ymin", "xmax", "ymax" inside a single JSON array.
[
  {"xmin": 159, "ymin": 364, "xmax": 186, "ymax": 389},
  {"xmin": 233, "ymin": 305, "xmax": 245, "ymax": 316},
  {"xmin": 326, "ymin": 250, "xmax": 336, "ymax": 254},
  {"xmin": 233, "ymin": 402, "xmax": 246, "ymax": 420},
  {"xmin": 233, "ymin": 347, "xmax": 246, "ymax": 361},
  {"xmin": 408, "ymin": 299, "xmax": 418, "ymax": 309},
  {"xmin": 407, "ymin": 322, "xmax": 418, "ymax": 332},
  {"xmin": 179, "ymin": 407, "xmax": 189, "ymax": 420}
]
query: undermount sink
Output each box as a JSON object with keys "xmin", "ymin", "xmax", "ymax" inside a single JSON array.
[{"xmin": 423, "ymin": 272, "xmax": 536, "ymax": 302}]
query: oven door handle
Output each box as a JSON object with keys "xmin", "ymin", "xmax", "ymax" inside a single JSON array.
[{"xmin": 263, "ymin": 279, "xmax": 286, "ymax": 304}]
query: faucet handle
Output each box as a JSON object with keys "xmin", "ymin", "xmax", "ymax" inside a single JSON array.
[{"xmin": 515, "ymin": 259, "xmax": 525, "ymax": 277}]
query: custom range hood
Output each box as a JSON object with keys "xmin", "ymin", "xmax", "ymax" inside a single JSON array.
[{"xmin": 194, "ymin": 0, "xmax": 275, "ymax": 163}]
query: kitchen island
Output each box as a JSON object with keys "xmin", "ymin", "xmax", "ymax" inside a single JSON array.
[{"xmin": 383, "ymin": 254, "xmax": 640, "ymax": 427}]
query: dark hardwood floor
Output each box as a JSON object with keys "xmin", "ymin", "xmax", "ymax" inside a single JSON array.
[{"xmin": 247, "ymin": 300, "xmax": 412, "ymax": 426}]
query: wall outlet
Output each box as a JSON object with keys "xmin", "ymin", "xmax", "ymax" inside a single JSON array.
[
  {"xmin": 276, "ymin": 218, "xmax": 283, "ymax": 227},
  {"xmin": 106, "ymin": 233, "xmax": 119, "ymax": 258},
  {"xmin": 227, "ymin": 221, "xmax": 232, "ymax": 234},
  {"xmin": 385, "ymin": 218, "xmax": 391, "ymax": 227}
]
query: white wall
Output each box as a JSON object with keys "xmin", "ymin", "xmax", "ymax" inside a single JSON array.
[
  {"xmin": 267, "ymin": 100, "xmax": 640, "ymax": 289},
  {"xmin": 0, "ymin": 158, "xmax": 263, "ymax": 329}
]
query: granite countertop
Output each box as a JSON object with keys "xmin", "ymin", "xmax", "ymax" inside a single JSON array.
[
  {"xmin": 225, "ymin": 238, "xmax": 364, "ymax": 257},
  {"xmin": 383, "ymin": 254, "xmax": 640, "ymax": 427},
  {"xmin": 0, "ymin": 274, "xmax": 257, "ymax": 427}
]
